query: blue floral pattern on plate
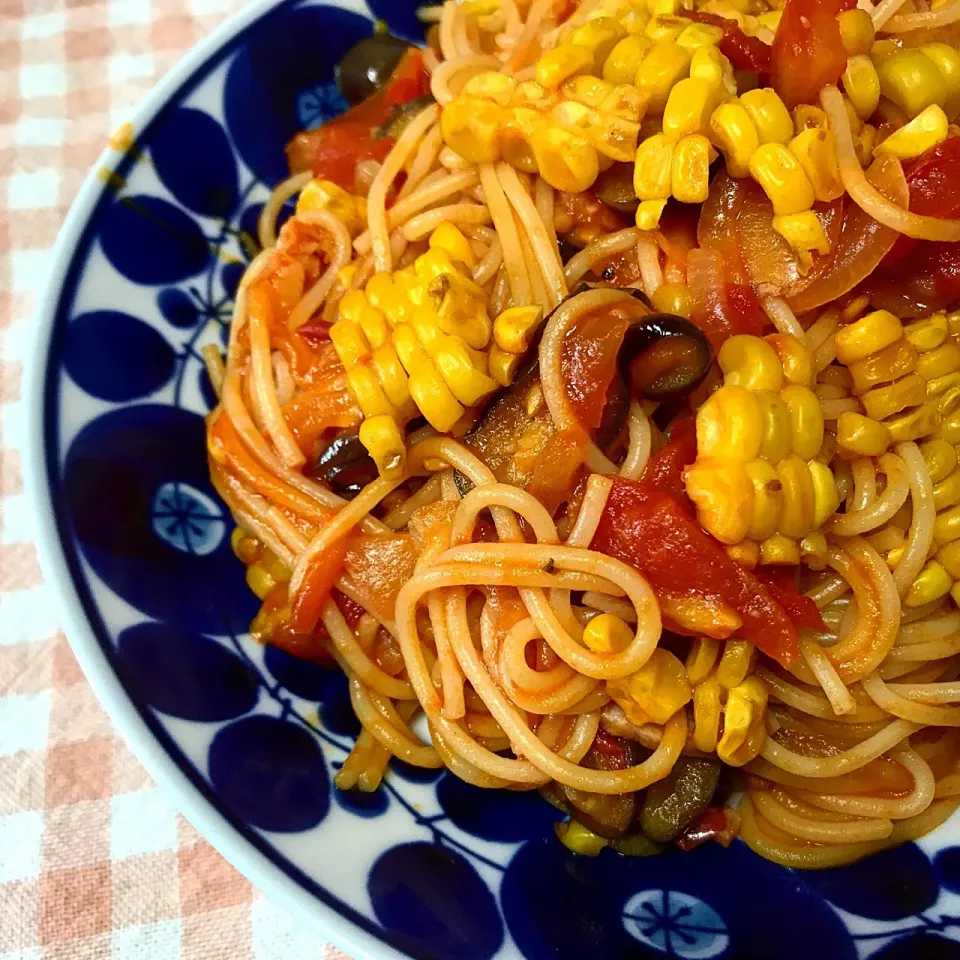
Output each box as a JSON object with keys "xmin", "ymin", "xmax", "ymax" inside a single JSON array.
[{"xmin": 33, "ymin": 1, "xmax": 960, "ymax": 957}]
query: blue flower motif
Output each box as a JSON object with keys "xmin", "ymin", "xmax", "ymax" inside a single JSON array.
[
  {"xmin": 297, "ymin": 81, "xmax": 348, "ymax": 130},
  {"xmin": 622, "ymin": 890, "xmax": 729, "ymax": 959},
  {"xmin": 151, "ymin": 482, "xmax": 226, "ymax": 556}
]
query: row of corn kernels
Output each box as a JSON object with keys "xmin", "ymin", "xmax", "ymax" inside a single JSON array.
[
  {"xmin": 441, "ymin": 70, "xmax": 645, "ymax": 193},
  {"xmin": 687, "ymin": 637, "xmax": 767, "ymax": 766},
  {"xmin": 683, "ymin": 334, "xmax": 841, "ymax": 565}
]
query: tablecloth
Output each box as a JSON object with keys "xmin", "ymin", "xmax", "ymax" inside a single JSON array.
[{"xmin": 0, "ymin": 2, "xmax": 350, "ymax": 957}]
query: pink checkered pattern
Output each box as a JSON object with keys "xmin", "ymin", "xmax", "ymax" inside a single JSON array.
[{"xmin": 0, "ymin": 2, "xmax": 352, "ymax": 957}]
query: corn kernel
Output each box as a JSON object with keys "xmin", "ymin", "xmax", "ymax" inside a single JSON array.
[
  {"xmin": 744, "ymin": 458, "xmax": 782, "ymax": 541},
  {"xmin": 875, "ymin": 103, "xmax": 949, "ymax": 159},
  {"xmin": 600, "ymin": 84, "xmax": 647, "ymax": 122},
  {"xmin": 928, "ymin": 371, "xmax": 960, "ymax": 400},
  {"xmin": 876, "ymin": 49, "xmax": 948, "ymax": 118},
  {"xmin": 296, "ymin": 179, "xmax": 366, "ymax": 234},
  {"xmin": 690, "ymin": 45, "xmax": 736, "ymax": 96},
  {"xmin": 562, "ymin": 75, "xmax": 614, "ymax": 109},
  {"xmin": 839, "ymin": 9, "xmax": 875, "ymax": 57},
  {"xmin": 513, "ymin": 79, "xmax": 556, "ymax": 111},
  {"xmin": 685, "ymin": 457, "xmax": 755, "ymax": 544},
  {"xmin": 842, "ymin": 55, "xmax": 882, "ymax": 122},
  {"xmin": 636, "ymin": 199, "xmax": 667, "ymax": 230},
  {"xmin": 246, "ymin": 563, "xmax": 276, "ymax": 601},
  {"xmin": 905, "ymin": 313, "xmax": 949, "ymax": 353},
  {"xmin": 781, "ymin": 384, "xmax": 824, "ymax": 461},
  {"xmin": 591, "ymin": 113, "xmax": 642, "ymax": 162},
  {"xmin": 921, "ymin": 437, "xmax": 958, "ymax": 484},
  {"xmin": 493, "ymin": 305, "xmax": 543, "ymax": 355},
  {"xmin": 671, "ymin": 133, "xmax": 712, "ymax": 203},
  {"xmin": 645, "ymin": 14, "xmax": 689, "ymax": 43},
  {"xmin": 809, "ymin": 460, "xmax": 841, "ymax": 528},
  {"xmin": 789, "ymin": 128, "xmax": 844, "ymax": 203},
  {"xmin": 662, "ymin": 77, "xmax": 725, "ymax": 141},
  {"xmin": 359, "ymin": 415, "xmax": 406, "ymax": 478},
  {"xmin": 692, "ymin": 675, "xmax": 722, "ymax": 753},
  {"xmin": 938, "ymin": 539, "xmax": 960, "ymax": 578},
  {"xmin": 716, "ymin": 639, "xmax": 755, "ymax": 690},
  {"xmin": 905, "ymin": 560, "xmax": 953, "ymax": 607},
  {"xmin": 696, "ymin": 384, "xmax": 763, "ymax": 460},
  {"xmin": 676, "ymin": 22, "xmax": 725, "ymax": 52},
  {"xmin": 499, "ymin": 107, "xmax": 541, "ymax": 173},
  {"xmin": 231, "ymin": 528, "xmax": 262, "ymax": 565},
  {"xmin": 938, "ymin": 409, "xmax": 960, "ymax": 444},
  {"xmin": 739, "ymin": 89, "xmax": 794, "ymax": 145},
  {"xmin": 329, "ymin": 318, "xmax": 370, "ymax": 369},
  {"xmin": 936, "ymin": 504, "xmax": 960, "ymax": 546},
  {"xmin": 766, "ymin": 334, "xmax": 813, "ymax": 386},
  {"xmin": 393, "ymin": 325, "xmax": 465, "ymax": 432},
  {"xmin": 552, "ymin": 98, "xmax": 594, "ymax": 133},
  {"xmin": 861, "ymin": 373, "xmax": 926, "ymax": 421},
  {"xmin": 369, "ymin": 344, "xmax": 413, "ymax": 413},
  {"xmin": 760, "ymin": 533, "xmax": 801, "ymax": 565},
  {"xmin": 571, "ymin": 16, "xmax": 627, "ymax": 71},
  {"xmin": 777, "ymin": 454, "xmax": 815, "ymax": 539},
  {"xmin": 849, "ymin": 338, "xmax": 919, "ymax": 393},
  {"xmin": 922, "ymin": 43, "xmax": 960, "ymax": 120},
  {"xmin": 488, "ymin": 343, "xmax": 520, "ymax": 386},
  {"xmin": 934, "ymin": 467, "xmax": 960, "ymax": 512},
  {"xmin": 856, "ymin": 123, "xmax": 878, "ymax": 166},
  {"xmin": 634, "ymin": 133, "xmax": 675, "ymax": 200},
  {"xmin": 536, "ymin": 44, "xmax": 595, "ymax": 89},
  {"xmin": 726, "ymin": 541, "xmax": 760, "ymax": 568},
  {"xmin": 635, "ymin": 41, "xmax": 692, "ymax": 114},
  {"xmin": 718, "ymin": 335, "xmax": 784, "ymax": 392},
  {"xmin": 583, "ymin": 613, "xmax": 634, "ymax": 653},
  {"xmin": 718, "ymin": 677, "xmax": 767, "ymax": 765},
  {"xmin": 837, "ymin": 411, "xmax": 892, "ymax": 456},
  {"xmin": 709, "ymin": 101, "xmax": 760, "ymax": 178},
  {"xmin": 531, "ymin": 125, "xmax": 600, "ymax": 193},
  {"xmin": 756, "ymin": 390, "xmax": 794, "ymax": 462},
  {"xmin": 885, "ymin": 402, "xmax": 942, "ymax": 443},
  {"xmin": 607, "ymin": 648, "xmax": 692, "ymax": 725},
  {"xmin": 347, "ymin": 364, "xmax": 394, "ymax": 419},
  {"xmin": 555, "ymin": 820, "xmax": 608, "ymax": 856},
  {"xmin": 773, "ymin": 211, "xmax": 832, "ymax": 273},
  {"xmin": 441, "ymin": 96, "xmax": 502, "ymax": 164},
  {"xmin": 801, "ymin": 531, "xmax": 830, "ymax": 570},
  {"xmin": 651, "ymin": 281, "xmax": 692, "ymax": 317},
  {"xmin": 461, "ymin": 71, "xmax": 517, "ymax": 106},
  {"xmin": 604, "ymin": 35, "xmax": 654, "ymax": 84},
  {"xmin": 429, "ymin": 223, "xmax": 477, "ymax": 270},
  {"xmin": 749, "ymin": 143, "xmax": 816, "ymax": 216},
  {"xmin": 433, "ymin": 336, "xmax": 498, "ymax": 406},
  {"xmin": 836, "ymin": 309, "xmax": 903, "ymax": 365},
  {"xmin": 918, "ymin": 341, "xmax": 960, "ymax": 383}
]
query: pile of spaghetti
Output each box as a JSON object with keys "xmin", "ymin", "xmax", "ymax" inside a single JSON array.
[{"xmin": 205, "ymin": 0, "xmax": 960, "ymax": 867}]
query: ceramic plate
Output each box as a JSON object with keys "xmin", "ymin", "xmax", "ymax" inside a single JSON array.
[{"xmin": 27, "ymin": 1, "xmax": 960, "ymax": 957}]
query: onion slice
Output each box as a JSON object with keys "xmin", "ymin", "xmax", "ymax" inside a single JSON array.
[
  {"xmin": 822, "ymin": 84, "xmax": 960, "ymax": 242},
  {"xmin": 881, "ymin": 0, "xmax": 960, "ymax": 32}
]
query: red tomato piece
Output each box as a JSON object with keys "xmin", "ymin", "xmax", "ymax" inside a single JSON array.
[
  {"xmin": 754, "ymin": 568, "xmax": 827, "ymax": 633},
  {"xmin": 772, "ymin": 0, "xmax": 848, "ymax": 108},
  {"xmin": 290, "ymin": 536, "xmax": 350, "ymax": 635},
  {"xmin": 685, "ymin": 11, "xmax": 771, "ymax": 73},
  {"xmin": 590, "ymin": 478, "xmax": 801, "ymax": 667},
  {"xmin": 590, "ymin": 730, "xmax": 630, "ymax": 769},
  {"xmin": 639, "ymin": 415, "xmax": 697, "ymax": 501},
  {"xmin": 676, "ymin": 807, "xmax": 740, "ymax": 851},
  {"xmin": 886, "ymin": 138, "xmax": 960, "ymax": 264}
]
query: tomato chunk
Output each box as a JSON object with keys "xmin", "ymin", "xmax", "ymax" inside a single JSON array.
[
  {"xmin": 754, "ymin": 568, "xmax": 827, "ymax": 633},
  {"xmin": 772, "ymin": 0, "xmax": 849, "ymax": 108},
  {"xmin": 640, "ymin": 415, "xmax": 697, "ymax": 502},
  {"xmin": 590, "ymin": 478, "xmax": 801, "ymax": 667},
  {"xmin": 686, "ymin": 11, "xmax": 771, "ymax": 74}
]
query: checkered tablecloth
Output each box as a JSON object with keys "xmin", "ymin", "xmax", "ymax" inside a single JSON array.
[{"xmin": 0, "ymin": 2, "xmax": 350, "ymax": 957}]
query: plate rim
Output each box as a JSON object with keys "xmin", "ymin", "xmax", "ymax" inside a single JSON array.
[{"xmin": 24, "ymin": 2, "xmax": 413, "ymax": 958}]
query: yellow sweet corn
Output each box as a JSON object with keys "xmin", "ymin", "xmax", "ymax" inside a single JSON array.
[
  {"xmin": 555, "ymin": 820, "xmax": 608, "ymax": 856},
  {"xmin": 921, "ymin": 438, "xmax": 958, "ymax": 483},
  {"xmin": 875, "ymin": 103, "xmax": 949, "ymax": 159},
  {"xmin": 536, "ymin": 44, "xmax": 595, "ymax": 90},
  {"xmin": 717, "ymin": 676, "xmax": 768, "ymax": 766},
  {"xmin": 690, "ymin": 45, "xmax": 736, "ymax": 96},
  {"xmin": 493, "ymin": 305, "xmax": 543, "ymax": 356},
  {"xmin": 836, "ymin": 310, "xmax": 904, "ymax": 365},
  {"xmin": 809, "ymin": 460, "xmax": 842, "ymax": 528},
  {"xmin": 462, "ymin": 71, "xmax": 517, "ymax": 107},
  {"xmin": 651, "ymin": 281, "xmax": 692, "ymax": 317},
  {"xmin": 532, "ymin": 125, "xmax": 600, "ymax": 193},
  {"xmin": 922, "ymin": 43, "xmax": 960, "ymax": 120},
  {"xmin": 440, "ymin": 96, "xmax": 502, "ymax": 164},
  {"xmin": 789, "ymin": 129, "xmax": 844, "ymax": 203},
  {"xmin": 768, "ymin": 335, "xmax": 814, "ymax": 388},
  {"xmin": 793, "ymin": 104, "xmax": 829, "ymax": 134},
  {"xmin": 607, "ymin": 648, "xmax": 692, "ymax": 725},
  {"xmin": 861, "ymin": 373, "xmax": 927, "ymax": 421},
  {"xmin": 636, "ymin": 198, "xmax": 668, "ymax": 230},
  {"xmin": 692, "ymin": 675, "xmax": 722, "ymax": 753},
  {"xmin": 744, "ymin": 458, "xmax": 782, "ymax": 541},
  {"xmin": 296, "ymin": 179, "xmax": 367, "ymax": 235},
  {"xmin": 939, "ymin": 539, "xmax": 960, "ymax": 577},
  {"xmin": 634, "ymin": 133, "xmax": 675, "ymax": 200},
  {"xmin": 837, "ymin": 411, "xmax": 892, "ymax": 456},
  {"xmin": 635, "ymin": 40, "xmax": 692, "ymax": 114},
  {"xmin": 934, "ymin": 468, "xmax": 960, "ymax": 511},
  {"xmin": 671, "ymin": 134, "xmax": 713, "ymax": 203},
  {"xmin": 696, "ymin": 385, "xmax": 764, "ymax": 461},
  {"xmin": 685, "ymin": 457, "xmax": 755, "ymax": 544},
  {"xmin": 906, "ymin": 560, "xmax": 953, "ymax": 607},
  {"xmin": 760, "ymin": 533, "xmax": 801, "ymax": 565},
  {"xmin": 718, "ymin": 335, "xmax": 784, "ymax": 392},
  {"xmin": 645, "ymin": 14, "xmax": 689, "ymax": 43},
  {"xmin": 687, "ymin": 637, "xmax": 721, "ymax": 686},
  {"xmin": 662, "ymin": 77, "xmax": 725, "ymax": 141},
  {"xmin": 709, "ymin": 101, "xmax": 760, "ymax": 178},
  {"xmin": 488, "ymin": 344, "xmax": 521, "ymax": 387},
  {"xmin": 739, "ymin": 89, "xmax": 794, "ymax": 145},
  {"xmin": 604, "ymin": 34, "xmax": 653, "ymax": 84},
  {"xmin": 582, "ymin": 612, "xmax": 634, "ymax": 653},
  {"xmin": 330, "ymin": 236, "xmax": 505, "ymax": 466},
  {"xmin": 842, "ymin": 55, "xmax": 882, "ymax": 120},
  {"xmin": 849, "ymin": 338, "xmax": 919, "ymax": 393},
  {"xmin": 905, "ymin": 312, "xmax": 949, "ymax": 353},
  {"xmin": 777, "ymin": 454, "xmax": 815, "ymax": 539},
  {"xmin": 773, "ymin": 211, "xmax": 832, "ymax": 273},
  {"xmin": 749, "ymin": 143, "xmax": 816, "ymax": 216},
  {"xmin": 875, "ymin": 49, "xmax": 948, "ymax": 118},
  {"xmin": 570, "ymin": 16, "xmax": 627, "ymax": 71},
  {"xmin": 839, "ymin": 9, "xmax": 876, "ymax": 57}
]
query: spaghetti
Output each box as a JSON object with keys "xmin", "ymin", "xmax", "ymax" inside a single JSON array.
[{"xmin": 207, "ymin": 0, "xmax": 960, "ymax": 866}]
